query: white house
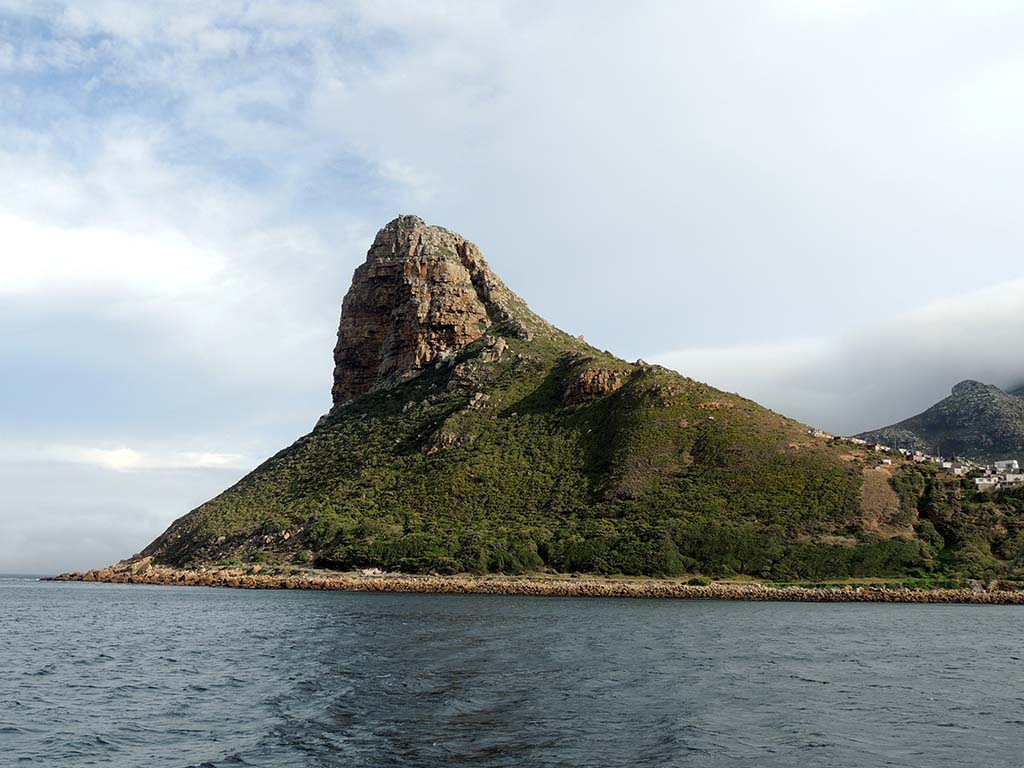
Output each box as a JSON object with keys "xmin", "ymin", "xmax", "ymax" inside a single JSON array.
[{"xmin": 995, "ymin": 460, "xmax": 1020, "ymax": 473}]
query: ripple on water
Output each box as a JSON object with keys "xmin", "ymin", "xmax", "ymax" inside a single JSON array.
[{"xmin": 4, "ymin": 580, "xmax": 1024, "ymax": 767}]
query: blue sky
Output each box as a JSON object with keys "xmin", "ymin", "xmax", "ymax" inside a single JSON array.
[{"xmin": 2, "ymin": 1, "xmax": 1024, "ymax": 572}]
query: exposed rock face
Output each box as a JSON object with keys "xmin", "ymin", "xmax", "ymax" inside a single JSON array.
[
  {"xmin": 331, "ymin": 215, "xmax": 524, "ymax": 404},
  {"xmin": 479, "ymin": 336, "xmax": 508, "ymax": 363},
  {"xmin": 857, "ymin": 379, "xmax": 1024, "ymax": 459},
  {"xmin": 563, "ymin": 367, "xmax": 626, "ymax": 405}
]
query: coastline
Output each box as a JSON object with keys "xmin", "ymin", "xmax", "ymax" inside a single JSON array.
[{"xmin": 50, "ymin": 559, "xmax": 1024, "ymax": 604}]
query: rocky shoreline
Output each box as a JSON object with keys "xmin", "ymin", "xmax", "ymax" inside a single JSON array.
[{"xmin": 49, "ymin": 559, "xmax": 1024, "ymax": 604}]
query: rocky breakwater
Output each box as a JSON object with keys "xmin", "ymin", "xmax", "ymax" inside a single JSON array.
[{"xmin": 54, "ymin": 559, "xmax": 1024, "ymax": 604}]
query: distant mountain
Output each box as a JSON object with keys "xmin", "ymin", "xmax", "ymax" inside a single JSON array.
[
  {"xmin": 1012, "ymin": 384, "xmax": 1024, "ymax": 398},
  {"xmin": 858, "ymin": 380, "xmax": 1024, "ymax": 460}
]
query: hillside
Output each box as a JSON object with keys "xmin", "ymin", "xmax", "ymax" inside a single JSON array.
[
  {"xmin": 857, "ymin": 380, "xmax": 1024, "ymax": 461},
  {"xmin": 137, "ymin": 217, "xmax": 1024, "ymax": 582}
]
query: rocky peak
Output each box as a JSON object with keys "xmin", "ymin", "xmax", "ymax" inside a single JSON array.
[
  {"xmin": 858, "ymin": 378, "xmax": 1024, "ymax": 459},
  {"xmin": 951, "ymin": 380, "xmax": 1000, "ymax": 398},
  {"xmin": 331, "ymin": 215, "xmax": 529, "ymax": 404}
]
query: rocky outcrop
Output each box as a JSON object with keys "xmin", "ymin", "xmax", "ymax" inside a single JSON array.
[
  {"xmin": 857, "ymin": 379, "xmax": 1024, "ymax": 459},
  {"xmin": 331, "ymin": 215, "xmax": 527, "ymax": 404},
  {"xmin": 563, "ymin": 367, "xmax": 627, "ymax": 405},
  {"xmin": 479, "ymin": 335, "xmax": 507, "ymax": 363}
]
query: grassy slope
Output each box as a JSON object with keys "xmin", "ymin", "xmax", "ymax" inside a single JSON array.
[{"xmin": 143, "ymin": 322, "xmax": 1021, "ymax": 581}]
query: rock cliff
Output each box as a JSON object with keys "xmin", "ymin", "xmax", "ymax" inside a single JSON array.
[{"xmin": 331, "ymin": 215, "xmax": 532, "ymax": 404}]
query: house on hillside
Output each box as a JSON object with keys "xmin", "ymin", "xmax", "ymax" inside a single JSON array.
[{"xmin": 995, "ymin": 460, "xmax": 1020, "ymax": 473}]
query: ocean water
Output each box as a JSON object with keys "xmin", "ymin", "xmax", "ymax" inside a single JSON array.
[{"xmin": 3, "ymin": 577, "xmax": 1024, "ymax": 767}]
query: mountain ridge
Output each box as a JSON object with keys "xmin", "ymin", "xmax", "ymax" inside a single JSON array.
[
  {"xmin": 857, "ymin": 380, "xmax": 1024, "ymax": 461},
  {"xmin": 135, "ymin": 216, "xmax": 1024, "ymax": 582}
]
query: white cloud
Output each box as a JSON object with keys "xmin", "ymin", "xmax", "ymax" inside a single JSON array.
[
  {"xmin": 67, "ymin": 447, "xmax": 145, "ymax": 472},
  {"xmin": 0, "ymin": 210, "xmax": 224, "ymax": 296},
  {"xmin": 0, "ymin": 127, "xmax": 359, "ymax": 397},
  {"xmin": 0, "ymin": 443, "xmax": 248, "ymax": 471}
]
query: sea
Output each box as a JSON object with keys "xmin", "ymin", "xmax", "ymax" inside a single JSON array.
[{"xmin": 2, "ymin": 575, "xmax": 1023, "ymax": 767}]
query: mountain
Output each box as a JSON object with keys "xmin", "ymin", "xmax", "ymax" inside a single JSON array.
[
  {"xmin": 857, "ymin": 380, "xmax": 1024, "ymax": 461},
  {"xmin": 137, "ymin": 216, "xmax": 1021, "ymax": 581},
  {"xmin": 1012, "ymin": 385, "xmax": 1024, "ymax": 398}
]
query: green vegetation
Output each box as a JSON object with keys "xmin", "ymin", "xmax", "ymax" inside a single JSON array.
[{"xmin": 144, "ymin": 325, "xmax": 1024, "ymax": 584}]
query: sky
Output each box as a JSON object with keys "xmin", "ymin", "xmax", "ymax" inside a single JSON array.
[{"xmin": 2, "ymin": 1, "xmax": 1023, "ymax": 573}]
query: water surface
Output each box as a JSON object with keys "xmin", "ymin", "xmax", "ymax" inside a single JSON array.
[{"xmin": 2, "ymin": 576, "xmax": 1023, "ymax": 766}]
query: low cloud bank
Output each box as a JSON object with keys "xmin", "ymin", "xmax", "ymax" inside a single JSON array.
[
  {"xmin": 651, "ymin": 280, "xmax": 1024, "ymax": 436},
  {"xmin": 0, "ymin": 460, "xmax": 244, "ymax": 575}
]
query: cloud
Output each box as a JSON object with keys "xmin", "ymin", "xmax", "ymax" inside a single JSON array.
[
  {"xmin": 0, "ymin": 126, "xmax": 357, "ymax": 406},
  {"xmin": 0, "ymin": 443, "xmax": 248, "ymax": 471},
  {"xmin": 53, "ymin": 446, "xmax": 248, "ymax": 472},
  {"xmin": 0, "ymin": 459, "xmax": 243, "ymax": 574},
  {"xmin": 0, "ymin": 210, "xmax": 224, "ymax": 296},
  {"xmin": 652, "ymin": 279, "xmax": 1024, "ymax": 436}
]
